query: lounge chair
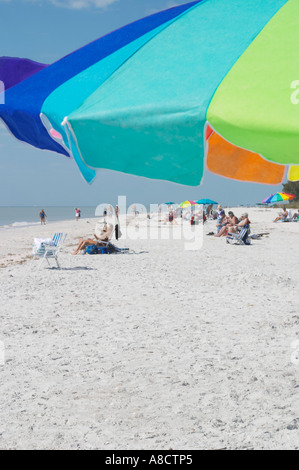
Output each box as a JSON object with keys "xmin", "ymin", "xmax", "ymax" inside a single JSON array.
[
  {"xmin": 226, "ymin": 226, "xmax": 251, "ymax": 245},
  {"xmin": 286, "ymin": 210, "xmax": 299, "ymax": 222},
  {"xmin": 282, "ymin": 210, "xmax": 293, "ymax": 222},
  {"xmin": 34, "ymin": 233, "xmax": 67, "ymax": 269}
]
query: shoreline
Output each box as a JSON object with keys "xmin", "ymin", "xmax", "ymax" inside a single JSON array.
[
  {"xmin": 0, "ymin": 216, "xmax": 99, "ymax": 231},
  {"xmin": 0, "ymin": 206, "xmax": 101, "ymax": 230}
]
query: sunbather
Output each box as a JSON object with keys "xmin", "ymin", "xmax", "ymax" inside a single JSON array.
[
  {"xmin": 214, "ymin": 211, "xmax": 239, "ymax": 237},
  {"xmin": 72, "ymin": 238, "xmax": 99, "ymax": 255},
  {"xmin": 216, "ymin": 205, "xmax": 226, "ymax": 233},
  {"xmin": 94, "ymin": 223, "xmax": 113, "ymax": 241},
  {"xmin": 72, "ymin": 237, "xmax": 118, "ymax": 255},
  {"xmin": 227, "ymin": 211, "xmax": 239, "ymax": 225},
  {"xmin": 273, "ymin": 207, "xmax": 288, "ymax": 223},
  {"xmin": 72, "ymin": 223, "xmax": 113, "ymax": 255},
  {"xmin": 227, "ymin": 213, "xmax": 250, "ymax": 235}
]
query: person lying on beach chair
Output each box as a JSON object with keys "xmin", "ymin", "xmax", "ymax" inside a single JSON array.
[
  {"xmin": 73, "ymin": 239, "xmax": 123, "ymax": 255},
  {"xmin": 73, "ymin": 236, "xmax": 130, "ymax": 255},
  {"xmin": 273, "ymin": 207, "xmax": 288, "ymax": 223},
  {"xmin": 72, "ymin": 223, "xmax": 114, "ymax": 255},
  {"xmin": 72, "ymin": 238, "xmax": 101, "ymax": 255}
]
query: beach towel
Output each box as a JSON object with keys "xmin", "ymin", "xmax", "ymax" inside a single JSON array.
[{"xmin": 33, "ymin": 238, "xmax": 54, "ymax": 250}]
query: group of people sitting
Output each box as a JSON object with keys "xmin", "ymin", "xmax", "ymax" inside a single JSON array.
[{"xmin": 214, "ymin": 205, "xmax": 250, "ymax": 238}]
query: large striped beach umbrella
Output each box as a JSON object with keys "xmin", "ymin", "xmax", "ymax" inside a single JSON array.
[
  {"xmin": 262, "ymin": 193, "xmax": 296, "ymax": 204},
  {"xmin": 1, "ymin": 0, "xmax": 299, "ymax": 185}
]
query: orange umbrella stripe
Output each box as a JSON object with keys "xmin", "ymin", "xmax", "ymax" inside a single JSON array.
[{"xmin": 206, "ymin": 130, "xmax": 286, "ymax": 185}]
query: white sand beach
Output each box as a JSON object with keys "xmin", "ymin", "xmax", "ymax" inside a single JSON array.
[{"xmin": 0, "ymin": 207, "xmax": 298, "ymax": 450}]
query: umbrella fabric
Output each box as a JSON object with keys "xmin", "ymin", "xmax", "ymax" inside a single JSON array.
[
  {"xmin": 195, "ymin": 199, "xmax": 218, "ymax": 205},
  {"xmin": 288, "ymin": 165, "xmax": 299, "ymax": 182},
  {"xmin": 164, "ymin": 202, "xmax": 176, "ymax": 205},
  {"xmin": 0, "ymin": 1, "xmax": 197, "ymax": 183},
  {"xmin": 180, "ymin": 200, "xmax": 197, "ymax": 208},
  {"xmin": 205, "ymin": 126, "xmax": 286, "ymax": 185},
  {"xmin": 262, "ymin": 193, "xmax": 296, "ymax": 204},
  {"xmin": 1, "ymin": 0, "xmax": 299, "ymax": 186},
  {"xmin": 0, "ymin": 57, "xmax": 48, "ymax": 91}
]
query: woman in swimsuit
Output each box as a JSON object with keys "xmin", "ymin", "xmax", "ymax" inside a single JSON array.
[{"xmin": 39, "ymin": 209, "xmax": 46, "ymax": 225}]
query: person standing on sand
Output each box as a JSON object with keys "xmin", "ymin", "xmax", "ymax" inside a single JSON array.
[
  {"xmin": 39, "ymin": 209, "xmax": 46, "ymax": 225},
  {"xmin": 115, "ymin": 205, "xmax": 121, "ymax": 240},
  {"xmin": 75, "ymin": 208, "xmax": 81, "ymax": 221}
]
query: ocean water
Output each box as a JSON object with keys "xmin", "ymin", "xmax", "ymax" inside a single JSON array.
[{"xmin": 0, "ymin": 206, "xmax": 98, "ymax": 229}]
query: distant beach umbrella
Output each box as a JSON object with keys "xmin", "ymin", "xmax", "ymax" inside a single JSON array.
[
  {"xmin": 1, "ymin": 0, "xmax": 299, "ymax": 185},
  {"xmin": 179, "ymin": 200, "xmax": 197, "ymax": 208},
  {"xmin": 262, "ymin": 192, "xmax": 296, "ymax": 204},
  {"xmin": 164, "ymin": 202, "xmax": 176, "ymax": 205},
  {"xmin": 195, "ymin": 199, "xmax": 218, "ymax": 205}
]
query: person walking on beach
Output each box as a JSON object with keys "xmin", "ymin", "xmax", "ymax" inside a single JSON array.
[
  {"xmin": 39, "ymin": 209, "xmax": 46, "ymax": 225},
  {"xmin": 75, "ymin": 208, "xmax": 81, "ymax": 221}
]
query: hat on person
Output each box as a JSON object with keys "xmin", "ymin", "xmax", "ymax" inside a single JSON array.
[{"xmin": 242, "ymin": 212, "xmax": 248, "ymax": 218}]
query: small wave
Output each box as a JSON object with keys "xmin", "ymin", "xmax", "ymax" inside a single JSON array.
[{"xmin": 0, "ymin": 221, "xmax": 41, "ymax": 230}]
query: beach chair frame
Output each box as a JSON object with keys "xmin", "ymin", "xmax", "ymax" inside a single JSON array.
[
  {"xmin": 226, "ymin": 227, "xmax": 251, "ymax": 246},
  {"xmin": 37, "ymin": 233, "xmax": 67, "ymax": 269}
]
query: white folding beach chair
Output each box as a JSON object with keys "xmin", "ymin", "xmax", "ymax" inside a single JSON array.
[
  {"xmin": 226, "ymin": 227, "xmax": 251, "ymax": 245},
  {"xmin": 36, "ymin": 233, "xmax": 67, "ymax": 269}
]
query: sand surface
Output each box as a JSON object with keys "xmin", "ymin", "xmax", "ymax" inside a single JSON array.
[{"xmin": 0, "ymin": 207, "xmax": 298, "ymax": 450}]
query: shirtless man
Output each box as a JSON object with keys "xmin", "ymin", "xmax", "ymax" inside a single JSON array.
[
  {"xmin": 227, "ymin": 213, "xmax": 250, "ymax": 235},
  {"xmin": 214, "ymin": 211, "xmax": 239, "ymax": 237}
]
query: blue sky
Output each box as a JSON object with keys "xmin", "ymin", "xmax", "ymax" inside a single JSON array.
[{"xmin": 0, "ymin": 0, "xmax": 284, "ymax": 207}]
